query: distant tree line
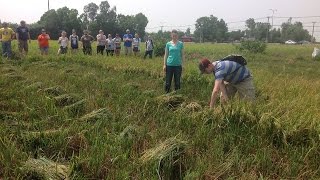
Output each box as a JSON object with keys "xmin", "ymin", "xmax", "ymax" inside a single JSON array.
[
  {"xmin": 2, "ymin": 1, "xmax": 148, "ymax": 40},
  {"xmin": 1, "ymin": 4, "xmax": 312, "ymax": 43},
  {"xmin": 192, "ymin": 16, "xmax": 312, "ymax": 43}
]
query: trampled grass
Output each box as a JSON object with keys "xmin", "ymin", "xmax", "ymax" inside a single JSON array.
[{"xmin": 0, "ymin": 41, "xmax": 319, "ymax": 179}]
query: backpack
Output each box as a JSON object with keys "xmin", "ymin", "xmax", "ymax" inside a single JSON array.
[{"xmin": 220, "ymin": 54, "xmax": 247, "ymax": 66}]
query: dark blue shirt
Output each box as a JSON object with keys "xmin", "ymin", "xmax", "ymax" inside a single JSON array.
[{"xmin": 16, "ymin": 26, "xmax": 29, "ymax": 41}]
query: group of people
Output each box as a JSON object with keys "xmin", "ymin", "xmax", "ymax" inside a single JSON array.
[
  {"xmin": 0, "ymin": 21, "xmax": 155, "ymax": 59},
  {"xmin": 1, "ymin": 20, "xmax": 256, "ymax": 108}
]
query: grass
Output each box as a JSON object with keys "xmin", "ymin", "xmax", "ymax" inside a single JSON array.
[{"xmin": 0, "ymin": 40, "xmax": 319, "ymax": 179}]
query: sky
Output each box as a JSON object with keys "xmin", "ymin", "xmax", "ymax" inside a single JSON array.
[{"xmin": 1, "ymin": 0, "xmax": 320, "ymax": 40}]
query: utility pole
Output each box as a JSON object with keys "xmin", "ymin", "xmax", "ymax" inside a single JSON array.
[
  {"xmin": 269, "ymin": 9, "xmax": 277, "ymax": 42},
  {"xmin": 312, "ymin": 22, "xmax": 316, "ymax": 42},
  {"xmin": 266, "ymin": 16, "xmax": 270, "ymax": 43},
  {"xmin": 48, "ymin": 0, "xmax": 50, "ymax": 11}
]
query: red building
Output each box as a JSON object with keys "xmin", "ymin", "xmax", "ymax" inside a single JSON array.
[{"xmin": 181, "ymin": 35, "xmax": 194, "ymax": 42}]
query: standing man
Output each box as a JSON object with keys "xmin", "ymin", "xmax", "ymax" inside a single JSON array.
[
  {"xmin": 144, "ymin": 35, "xmax": 154, "ymax": 59},
  {"xmin": 198, "ymin": 58, "xmax": 255, "ymax": 108},
  {"xmin": 80, "ymin": 30, "xmax": 94, "ymax": 55},
  {"xmin": 123, "ymin": 29, "xmax": 133, "ymax": 55},
  {"xmin": 37, "ymin": 29, "xmax": 50, "ymax": 55},
  {"xmin": 0, "ymin": 22, "xmax": 15, "ymax": 58},
  {"xmin": 16, "ymin": 20, "xmax": 31, "ymax": 55}
]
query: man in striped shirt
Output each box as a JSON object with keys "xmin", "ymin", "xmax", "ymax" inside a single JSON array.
[{"xmin": 199, "ymin": 58, "xmax": 255, "ymax": 108}]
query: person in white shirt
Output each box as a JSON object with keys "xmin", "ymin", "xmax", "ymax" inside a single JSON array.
[
  {"xmin": 113, "ymin": 34, "xmax": 122, "ymax": 56},
  {"xmin": 132, "ymin": 33, "xmax": 141, "ymax": 56},
  {"xmin": 144, "ymin": 35, "xmax": 154, "ymax": 59},
  {"xmin": 106, "ymin": 34, "xmax": 115, "ymax": 56},
  {"xmin": 58, "ymin": 31, "xmax": 69, "ymax": 55},
  {"xmin": 96, "ymin": 30, "xmax": 106, "ymax": 55}
]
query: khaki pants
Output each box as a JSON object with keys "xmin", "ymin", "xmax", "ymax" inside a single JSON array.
[
  {"xmin": 124, "ymin": 46, "xmax": 132, "ymax": 55},
  {"xmin": 222, "ymin": 76, "xmax": 256, "ymax": 101}
]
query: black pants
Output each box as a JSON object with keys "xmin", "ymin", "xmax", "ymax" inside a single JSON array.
[
  {"xmin": 106, "ymin": 49, "xmax": 114, "ymax": 56},
  {"xmin": 165, "ymin": 65, "xmax": 182, "ymax": 93},
  {"xmin": 83, "ymin": 46, "xmax": 92, "ymax": 55},
  {"xmin": 144, "ymin": 50, "xmax": 153, "ymax": 59},
  {"xmin": 97, "ymin": 45, "xmax": 105, "ymax": 55}
]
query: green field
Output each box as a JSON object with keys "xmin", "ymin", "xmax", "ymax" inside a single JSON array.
[{"xmin": 0, "ymin": 41, "xmax": 320, "ymax": 179}]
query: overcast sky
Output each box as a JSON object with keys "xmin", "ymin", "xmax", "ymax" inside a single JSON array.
[{"xmin": 1, "ymin": 0, "xmax": 320, "ymax": 39}]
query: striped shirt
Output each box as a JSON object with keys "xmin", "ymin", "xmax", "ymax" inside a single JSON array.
[{"xmin": 214, "ymin": 61, "xmax": 251, "ymax": 84}]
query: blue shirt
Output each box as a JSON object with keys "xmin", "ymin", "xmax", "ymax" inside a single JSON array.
[
  {"xmin": 123, "ymin": 33, "xmax": 133, "ymax": 47},
  {"xmin": 165, "ymin": 41, "xmax": 184, "ymax": 66},
  {"xmin": 214, "ymin": 61, "xmax": 250, "ymax": 84}
]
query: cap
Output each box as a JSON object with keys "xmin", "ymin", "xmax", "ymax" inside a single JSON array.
[
  {"xmin": 126, "ymin": 29, "xmax": 130, "ymax": 32},
  {"xmin": 199, "ymin": 59, "xmax": 212, "ymax": 74}
]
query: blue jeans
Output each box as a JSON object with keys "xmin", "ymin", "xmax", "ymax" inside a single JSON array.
[
  {"xmin": 165, "ymin": 65, "xmax": 182, "ymax": 93},
  {"xmin": 2, "ymin": 41, "xmax": 11, "ymax": 58}
]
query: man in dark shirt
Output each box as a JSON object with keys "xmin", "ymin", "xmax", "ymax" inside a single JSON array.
[{"xmin": 16, "ymin": 20, "xmax": 31, "ymax": 55}]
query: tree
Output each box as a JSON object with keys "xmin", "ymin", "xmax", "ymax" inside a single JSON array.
[
  {"xmin": 185, "ymin": 28, "xmax": 191, "ymax": 36},
  {"xmin": 194, "ymin": 15, "xmax": 228, "ymax": 42},
  {"xmin": 81, "ymin": 2, "xmax": 99, "ymax": 30},
  {"xmin": 245, "ymin": 18, "xmax": 256, "ymax": 38},
  {"xmin": 134, "ymin": 13, "xmax": 148, "ymax": 40},
  {"xmin": 95, "ymin": 1, "xmax": 117, "ymax": 35},
  {"xmin": 281, "ymin": 20, "xmax": 311, "ymax": 42},
  {"xmin": 38, "ymin": 9, "xmax": 60, "ymax": 39},
  {"xmin": 227, "ymin": 30, "xmax": 245, "ymax": 41}
]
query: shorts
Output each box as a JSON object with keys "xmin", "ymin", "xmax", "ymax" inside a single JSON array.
[
  {"xmin": 116, "ymin": 47, "xmax": 121, "ymax": 50},
  {"xmin": 40, "ymin": 46, "xmax": 49, "ymax": 53},
  {"xmin": 71, "ymin": 44, "xmax": 78, "ymax": 49},
  {"xmin": 133, "ymin": 47, "xmax": 139, "ymax": 52},
  {"xmin": 60, "ymin": 46, "xmax": 68, "ymax": 54},
  {"xmin": 223, "ymin": 76, "xmax": 255, "ymax": 101}
]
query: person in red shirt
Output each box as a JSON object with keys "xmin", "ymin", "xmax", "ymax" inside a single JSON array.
[{"xmin": 37, "ymin": 29, "xmax": 50, "ymax": 55}]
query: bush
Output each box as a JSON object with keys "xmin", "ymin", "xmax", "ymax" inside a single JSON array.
[
  {"xmin": 236, "ymin": 40, "xmax": 267, "ymax": 54},
  {"xmin": 153, "ymin": 38, "xmax": 167, "ymax": 57}
]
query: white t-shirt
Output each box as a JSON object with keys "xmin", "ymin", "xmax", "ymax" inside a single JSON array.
[
  {"xmin": 96, "ymin": 34, "xmax": 107, "ymax": 46},
  {"xmin": 132, "ymin": 37, "xmax": 140, "ymax": 47},
  {"xmin": 58, "ymin": 37, "xmax": 69, "ymax": 48},
  {"xmin": 106, "ymin": 38, "xmax": 115, "ymax": 50}
]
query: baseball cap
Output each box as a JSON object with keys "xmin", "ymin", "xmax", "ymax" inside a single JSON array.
[{"xmin": 199, "ymin": 58, "xmax": 211, "ymax": 74}]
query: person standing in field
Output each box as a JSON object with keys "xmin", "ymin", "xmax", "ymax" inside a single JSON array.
[
  {"xmin": 163, "ymin": 29, "xmax": 185, "ymax": 93},
  {"xmin": 16, "ymin": 20, "xmax": 31, "ymax": 55},
  {"xmin": 58, "ymin": 31, "xmax": 68, "ymax": 55},
  {"xmin": 69, "ymin": 29, "xmax": 79, "ymax": 54},
  {"xmin": 123, "ymin": 29, "xmax": 133, "ymax": 55},
  {"xmin": 0, "ymin": 22, "xmax": 15, "ymax": 58},
  {"xmin": 80, "ymin": 30, "xmax": 94, "ymax": 55},
  {"xmin": 37, "ymin": 29, "xmax": 50, "ymax": 55},
  {"xmin": 106, "ymin": 34, "xmax": 115, "ymax": 56},
  {"xmin": 132, "ymin": 33, "xmax": 141, "ymax": 56},
  {"xmin": 96, "ymin": 30, "xmax": 106, "ymax": 55},
  {"xmin": 144, "ymin": 35, "xmax": 154, "ymax": 59},
  {"xmin": 198, "ymin": 58, "xmax": 255, "ymax": 108},
  {"xmin": 113, "ymin": 33, "xmax": 121, "ymax": 56}
]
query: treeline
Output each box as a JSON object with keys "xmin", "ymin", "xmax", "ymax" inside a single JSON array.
[
  {"xmin": 193, "ymin": 16, "xmax": 312, "ymax": 43},
  {"xmin": 2, "ymin": 1, "xmax": 148, "ymax": 40},
  {"xmin": 1, "ymin": 1, "xmax": 312, "ymax": 43}
]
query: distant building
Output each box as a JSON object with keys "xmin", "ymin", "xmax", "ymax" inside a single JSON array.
[{"xmin": 181, "ymin": 35, "xmax": 194, "ymax": 42}]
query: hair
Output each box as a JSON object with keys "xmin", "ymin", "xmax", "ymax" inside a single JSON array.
[
  {"xmin": 171, "ymin": 29, "xmax": 178, "ymax": 34},
  {"xmin": 20, "ymin": 20, "xmax": 26, "ymax": 24},
  {"xmin": 199, "ymin": 59, "xmax": 212, "ymax": 73}
]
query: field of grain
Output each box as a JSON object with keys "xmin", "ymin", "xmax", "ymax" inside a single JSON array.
[{"xmin": 0, "ymin": 41, "xmax": 319, "ymax": 179}]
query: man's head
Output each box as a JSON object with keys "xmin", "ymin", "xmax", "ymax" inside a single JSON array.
[
  {"xmin": 20, "ymin": 20, "xmax": 26, "ymax": 27},
  {"xmin": 2, "ymin": 22, "xmax": 8, "ymax": 28},
  {"xmin": 199, "ymin": 58, "xmax": 216, "ymax": 74},
  {"xmin": 126, "ymin": 29, "xmax": 130, "ymax": 33},
  {"xmin": 41, "ymin": 29, "xmax": 46, "ymax": 34}
]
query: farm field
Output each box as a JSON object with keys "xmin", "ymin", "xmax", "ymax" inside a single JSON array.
[{"xmin": 0, "ymin": 41, "xmax": 320, "ymax": 179}]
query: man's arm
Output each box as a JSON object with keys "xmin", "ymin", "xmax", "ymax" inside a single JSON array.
[{"xmin": 210, "ymin": 79, "xmax": 223, "ymax": 108}]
